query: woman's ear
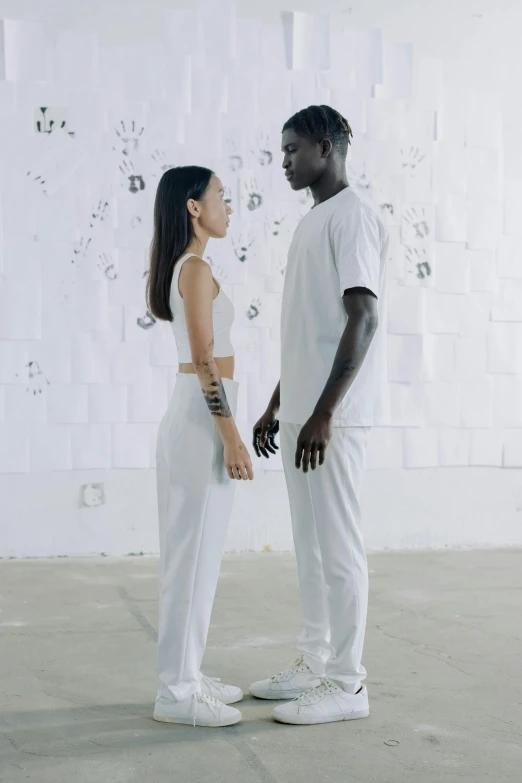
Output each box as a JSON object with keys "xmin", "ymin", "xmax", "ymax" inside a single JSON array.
[{"xmin": 186, "ymin": 198, "xmax": 200, "ymax": 219}]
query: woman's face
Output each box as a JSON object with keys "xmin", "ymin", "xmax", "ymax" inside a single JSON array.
[{"xmin": 191, "ymin": 174, "xmax": 232, "ymax": 239}]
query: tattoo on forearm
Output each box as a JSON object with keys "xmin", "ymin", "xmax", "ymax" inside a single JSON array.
[
  {"xmin": 202, "ymin": 380, "xmax": 232, "ymax": 418},
  {"xmin": 324, "ymin": 357, "xmax": 357, "ymax": 392}
]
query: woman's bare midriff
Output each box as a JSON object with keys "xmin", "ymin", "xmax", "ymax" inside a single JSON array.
[{"xmin": 178, "ymin": 356, "xmax": 235, "ymax": 381}]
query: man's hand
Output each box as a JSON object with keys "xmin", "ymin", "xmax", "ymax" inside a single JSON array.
[
  {"xmin": 295, "ymin": 411, "xmax": 333, "ymax": 473},
  {"xmin": 253, "ymin": 412, "xmax": 280, "ymax": 459}
]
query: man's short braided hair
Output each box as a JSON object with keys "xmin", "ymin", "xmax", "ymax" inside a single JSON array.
[{"xmin": 282, "ymin": 105, "xmax": 353, "ymax": 159}]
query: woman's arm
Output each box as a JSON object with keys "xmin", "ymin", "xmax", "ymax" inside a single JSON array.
[{"xmin": 179, "ymin": 257, "xmax": 253, "ymax": 480}]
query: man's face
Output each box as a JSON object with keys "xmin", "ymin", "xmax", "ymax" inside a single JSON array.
[{"xmin": 281, "ymin": 129, "xmax": 326, "ymax": 191}]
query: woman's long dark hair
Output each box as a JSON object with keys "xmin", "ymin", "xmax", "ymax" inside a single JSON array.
[{"xmin": 146, "ymin": 165, "xmax": 214, "ymax": 321}]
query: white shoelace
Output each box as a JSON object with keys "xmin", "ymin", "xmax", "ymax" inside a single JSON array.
[
  {"xmin": 296, "ymin": 677, "xmax": 339, "ymax": 706},
  {"xmin": 270, "ymin": 654, "xmax": 309, "ymax": 682},
  {"xmin": 190, "ymin": 692, "xmax": 223, "ymax": 728},
  {"xmin": 201, "ymin": 674, "xmax": 227, "ymax": 695}
]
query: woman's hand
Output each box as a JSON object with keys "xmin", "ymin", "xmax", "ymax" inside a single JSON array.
[{"xmin": 224, "ymin": 439, "xmax": 254, "ymax": 480}]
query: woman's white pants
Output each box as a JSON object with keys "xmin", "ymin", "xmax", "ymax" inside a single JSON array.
[
  {"xmin": 155, "ymin": 373, "xmax": 238, "ymax": 702},
  {"xmin": 280, "ymin": 423, "xmax": 371, "ymax": 695}
]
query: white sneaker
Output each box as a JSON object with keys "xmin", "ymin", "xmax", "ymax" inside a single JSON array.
[
  {"xmin": 272, "ymin": 678, "xmax": 369, "ymax": 725},
  {"xmin": 153, "ymin": 691, "xmax": 242, "ymax": 727},
  {"xmin": 200, "ymin": 673, "xmax": 243, "ymax": 705},
  {"xmin": 249, "ymin": 655, "xmax": 323, "ymax": 700}
]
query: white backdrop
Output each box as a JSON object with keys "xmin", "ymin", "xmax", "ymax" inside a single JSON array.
[{"xmin": 1, "ymin": 0, "xmax": 521, "ymax": 557}]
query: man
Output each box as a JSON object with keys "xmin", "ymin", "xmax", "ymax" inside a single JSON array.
[{"xmin": 250, "ymin": 105, "xmax": 389, "ymax": 725}]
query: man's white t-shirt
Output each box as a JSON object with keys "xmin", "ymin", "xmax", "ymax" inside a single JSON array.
[{"xmin": 279, "ymin": 185, "xmax": 389, "ymax": 427}]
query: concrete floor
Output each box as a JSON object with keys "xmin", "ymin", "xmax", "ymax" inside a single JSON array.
[{"xmin": 0, "ymin": 551, "xmax": 521, "ymax": 783}]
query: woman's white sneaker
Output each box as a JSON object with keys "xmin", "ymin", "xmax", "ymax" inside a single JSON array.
[
  {"xmin": 272, "ymin": 678, "xmax": 369, "ymax": 725},
  {"xmin": 249, "ymin": 655, "xmax": 322, "ymax": 700},
  {"xmin": 200, "ymin": 673, "xmax": 243, "ymax": 705},
  {"xmin": 153, "ymin": 692, "xmax": 242, "ymax": 727}
]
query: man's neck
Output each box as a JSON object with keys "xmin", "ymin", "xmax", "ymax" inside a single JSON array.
[{"xmin": 310, "ymin": 171, "xmax": 349, "ymax": 208}]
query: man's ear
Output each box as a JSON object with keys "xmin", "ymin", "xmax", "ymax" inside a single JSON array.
[{"xmin": 320, "ymin": 139, "xmax": 333, "ymax": 158}]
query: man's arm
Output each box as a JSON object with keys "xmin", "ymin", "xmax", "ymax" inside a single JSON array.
[
  {"xmin": 313, "ymin": 287, "xmax": 378, "ymax": 419},
  {"xmin": 294, "ymin": 287, "xmax": 378, "ymax": 472}
]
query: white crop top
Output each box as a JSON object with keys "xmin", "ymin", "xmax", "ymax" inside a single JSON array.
[{"xmin": 169, "ymin": 253, "xmax": 235, "ymax": 363}]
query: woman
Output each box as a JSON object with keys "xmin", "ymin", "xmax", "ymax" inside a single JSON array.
[{"xmin": 146, "ymin": 166, "xmax": 254, "ymax": 727}]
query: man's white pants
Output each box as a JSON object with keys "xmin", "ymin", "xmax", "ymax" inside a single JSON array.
[
  {"xmin": 280, "ymin": 423, "xmax": 371, "ymax": 695},
  {"xmin": 155, "ymin": 374, "xmax": 238, "ymax": 702}
]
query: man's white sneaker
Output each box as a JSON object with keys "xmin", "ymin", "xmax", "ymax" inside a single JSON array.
[
  {"xmin": 272, "ymin": 678, "xmax": 369, "ymax": 725},
  {"xmin": 200, "ymin": 673, "xmax": 243, "ymax": 705},
  {"xmin": 153, "ymin": 691, "xmax": 241, "ymax": 727},
  {"xmin": 249, "ymin": 655, "xmax": 323, "ymax": 700}
]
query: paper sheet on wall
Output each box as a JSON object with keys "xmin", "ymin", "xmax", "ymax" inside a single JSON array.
[
  {"xmin": 401, "ymin": 143, "xmax": 432, "ymax": 203},
  {"xmin": 338, "ymin": 27, "xmax": 383, "ymax": 91},
  {"xmin": 435, "ymin": 86, "xmax": 466, "ymax": 145},
  {"xmin": 112, "ymin": 423, "xmax": 154, "ymax": 469},
  {"xmin": 365, "ymin": 98, "xmax": 399, "ymax": 142},
  {"xmin": 467, "ymin": 201, "xmax": 502, "ymax": 250},
  {"xmin": 4, "ymin": 383, "xmax": 46, "ymax": 423},
  {"xmin": 2, "ymin": 235, "xmax": 40, "ymax": 281},
  {"xmin": 111, "ymin": 342, "xmax": 152, "ymax": 385},
  {"xmin": 504, "ymin": 180, "xmax": 522, "ymax": 237},
  {"xmin": 415, "ymin": 57, "xmax": 443, "ymax": 110},
  {"xmin": 496, "ymin": 235, "xmax": 522, "ymax": 279},
  {"xmin": 71, "ymin": 333, "xmax": 112, "ymax": 384},
  {"xmin": 30, "ymin": 424, "xmax": 72, "ymax": 472},
  {"xmin": 25, "ymin": 128, "xmax": 88, "ymax": 196},
  {"xmin": 108, "ymin": 249, "xmax": 147, "ymax": 306},
  {"xmin": 127, "ymin": 368, "xmax": 168, "ymax": 423},
  {"xmin": 466, "ymin": 148, "xmax": 501, "ymax": 201},
  {"xmin": 328, "ymin": 86, "xmax": 366, "ymax": 135},
  {"xmin": 197, "ymin": 0, "xmax": 237, "ymax": 71},
  {"xmin": 163, "ymin": 54, "xmax": 192, "ymax": 116},
  {"xmin": 465, "ymin": 93, "xmax": 502, "ymax": 149},
  {"xmin": 389, "ymin": 382, "xmax": 423, "ymax": 427},
  {"xmin": 55, "ymin": 31, "xmax": 98, "ymax": 88},
  {"xmin": 435, "ymin": 195, "xmax": 467, "ymax": 243},
  {"xmin": 373, "ymin": 42, "xmax": 413, "ymax": 101},
  {"xmin": 281, "ymin": 12, "xmax": 330, "ymax": 71},
  {"xmin": 432, "ymin": 143, "xmax": 467, "ymax": 194},
  {"xmin": 67, "ymin": 280, "xmax": 109, "ymax": 334},
  {"xmin": 163, "ymin": 9, "xmax": 203, "ymax": 61},
  {"xmin": 47, "ymin": 384, "xmax": 89, "ymax": 424},
  {"xmin": 0, "ymin": 281, "xmax": 41, "ymax": 340},
  {"xmin": 387, "ymin": 335, "xmax": 423, "ymax": 382},
  {"xmin": 231, "ymin": 327, "xmax": 262, "ymax": 374},
  {"xmin": 0, "ymin": 19, "xmax": 47, "ymax": 81}
]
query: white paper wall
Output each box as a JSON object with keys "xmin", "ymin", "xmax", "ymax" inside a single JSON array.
[{"xmin": 0, "ymin": 0, "xmax": 521, "ymax": 556}]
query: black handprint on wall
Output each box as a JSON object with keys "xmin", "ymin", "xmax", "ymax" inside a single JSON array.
[
  {"xmin": 24, "ymin": 361, "xmax": 50, "ymax": 395},
  {"xmin": 151, "ymin": 149, "xmax": 175, "ymax": 177},
  {"xmin": 137, "ymin": 310, "xmax": 156, "ymax": 330},
  {"xmin": 233, "ymin": 237, "xmax": 254, "ymax": 263},
  {"xmin": 119, "ymin": 160, "xmax": 146, "ymax": 193},
  {"xmin": 113, "ymin": 120, "xmax": 145, "ymax": 156},
  {"xmin": 404, "ymin": 246, "xmax": 432, "ymax": 279},
  {"xmin": 72, "ymin": 237, "xmax": 92, "ymax": 264},
  {"xmin": 246, "ymin": 298, "xmax": 262, "ymax": 321},
  {"xmin": 403, "ymin": 207, "xmax": 430, "ymax": 239},
  {"xmin": 401, "ymin": 146, "xmax": 427, "ymax": 171},
  {"xmin": 97, "ymin": 253, "xmax": 118, "ymax": 280},
  {"xmin": 89, "ymin": 200, "xmax": 109, "ymax": 229}
]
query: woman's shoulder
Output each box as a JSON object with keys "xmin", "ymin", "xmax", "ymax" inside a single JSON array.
[
  {"xmin": 177, "ymin": 254, "xmax": 214, "ymax": 295},
  {"xmin": 178, "ymin": 254, "xmax": 211, "ymax": 276}
]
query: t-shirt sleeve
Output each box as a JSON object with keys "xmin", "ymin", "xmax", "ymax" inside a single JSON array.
[{"xmin": 331, "ymin": 204, "xmax": 382, "ymax": 298}]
